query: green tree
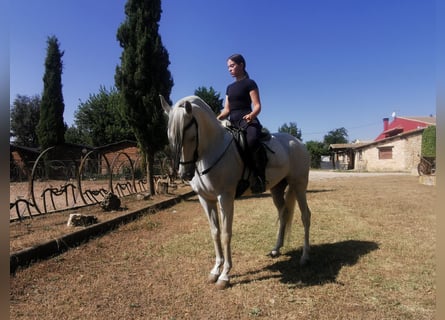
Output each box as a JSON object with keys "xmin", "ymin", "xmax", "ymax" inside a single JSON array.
[
  {"xmin": 36, "ymin": 35, "xmax": 66, "ymax": 149},
  {"xmin": 10, "ymin": 94, "xmax": 40, "ymax": 147},
  {"xmin": 323, "ymin": 127, "xmax": 349, "ymax": 170},
  {"xmin": 323, "ymin": 127, "xmax": 348, "ymax": 145},
  {"xmin": 115, "ymin": 0, "xmax": 174, "ymax": 195},
  {"xmin": 305, "ymin": 140, "xmax": 328, "ymax": 168},
  {"xmin": 278, "ymin": 122, "xmax": 302, "ymax": 140},
  {"xmin": 194, "ymin": 86, "xmax": 223, "ymax": 115},
  {"xmin": 64, "ymin": 125, "xmax": 86, "ymax": 145},
  {"xmin": 67, "ymin": 86, "xmax": 135, "ymax": 146}
]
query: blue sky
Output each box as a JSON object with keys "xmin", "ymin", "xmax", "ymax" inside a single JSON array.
[{"xmin": 10, "ymin": 0, "xmax": 435, "ymax": 142}]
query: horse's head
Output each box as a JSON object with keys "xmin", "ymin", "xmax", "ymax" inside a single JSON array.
[{"xmin": 160, "ymin": 95, "xmax": 198, "ymax": 181}]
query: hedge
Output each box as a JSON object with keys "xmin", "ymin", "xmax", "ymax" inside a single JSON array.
[{"xmin": 421, "ymin": 126, "xmax": 436, "ymax": 157}]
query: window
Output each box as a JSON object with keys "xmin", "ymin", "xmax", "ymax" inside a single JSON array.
[{"xmin": 378, "ymin": 146, "xmax": 393, "ymax": 159}]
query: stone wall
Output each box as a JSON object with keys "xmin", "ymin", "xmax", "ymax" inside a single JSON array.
[{"xmin": 354, "ymin": 131, "xmax": 422, "ymax": 173}]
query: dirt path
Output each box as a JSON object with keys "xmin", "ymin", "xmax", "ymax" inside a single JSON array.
[{"xmin": 309, "ymin": 170, "xmax": 410, "ymax": 180}]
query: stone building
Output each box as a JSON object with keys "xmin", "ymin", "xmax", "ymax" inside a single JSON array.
[{"xmin": 329, "ymin": 115, "xmax": 436, "ymax": 173}]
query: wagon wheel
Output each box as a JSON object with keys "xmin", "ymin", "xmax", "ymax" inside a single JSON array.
[{"xmin": 417, "ymin": 160, "xmax": 430, "ymax": 176}]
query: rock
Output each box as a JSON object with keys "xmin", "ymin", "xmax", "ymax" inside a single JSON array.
[
  {"xmin": 100, "ymin": 193, "xmax": 121, "ymax": 211},
  {"xmin": 419, "ymin": 175, "xmax": 436, "ymax": 186},
  {"xmin": 67, "ymin": 214, "xmax": 98, "ymax": 227},
  {"xmin": 136, "ymin": 193, "xmax": 151, "ymax": 201}
]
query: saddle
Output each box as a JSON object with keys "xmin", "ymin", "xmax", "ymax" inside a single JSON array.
[{"xmin": 224, "ymin": 124, "xmax": 272, "ymax": 197}]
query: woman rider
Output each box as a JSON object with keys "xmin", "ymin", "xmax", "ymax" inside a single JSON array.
[{"xmin": 217, "ymin": 53, "xmax": 266, "ymax": 194}]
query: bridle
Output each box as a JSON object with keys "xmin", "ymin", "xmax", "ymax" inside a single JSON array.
[
  {"xmin": 176, "ymin": 110, "xmax": 234, "ymax": 176},
  {"xmin": 177, "ymin": 116, "xmax": 198, "ymax": 168}
]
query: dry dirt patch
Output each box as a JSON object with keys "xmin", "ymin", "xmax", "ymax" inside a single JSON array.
[
  {"xmin": 10, "ymin": 185, "xmax": 191, "ymax": 253},
  {"xmin": 10, "ymin": 175, "xmax": 436, "ymax": 319}
]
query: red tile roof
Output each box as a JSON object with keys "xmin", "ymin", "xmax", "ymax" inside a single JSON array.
[{"xmin": 375, "ymin": 116, "xmax": 436, "ymax": 141}]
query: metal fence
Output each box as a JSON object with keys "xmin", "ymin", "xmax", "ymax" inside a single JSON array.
[{"xmin": 10, "ymin": 145, "xmax": 172, "ymax": 221}]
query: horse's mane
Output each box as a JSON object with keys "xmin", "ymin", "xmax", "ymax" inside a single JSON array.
[
  {"xmin": 168, "ymin": 95, "xmax": 221, "ymax": 151},
  {"xmin": 175, "ymin": 95, "xmax": 216, "ymax": 117},
  {"xmin": 173, "ymin": 95, "xmax": 221, "ymax": 126}
]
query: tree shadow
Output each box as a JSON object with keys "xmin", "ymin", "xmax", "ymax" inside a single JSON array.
[{"xmin": 233, "ymin": 240, "xmax": 379, "ymax": 288}]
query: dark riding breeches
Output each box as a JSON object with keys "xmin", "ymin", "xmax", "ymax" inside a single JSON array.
[{"xmin": 236, "ymin": 119, "xmax": 262, "ymax": 150}]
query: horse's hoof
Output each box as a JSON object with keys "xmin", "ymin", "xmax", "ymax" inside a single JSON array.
[
  {"xmin": 208, "ymin": 273, "xmax": 219, "ymax": 284},
  {"xmin": 215, "ymin": 279, "xmax": 230, "ymax": 290},
  {"xmin": 268, "ymin": 250, "xmax": 280, "ymax": 258}
]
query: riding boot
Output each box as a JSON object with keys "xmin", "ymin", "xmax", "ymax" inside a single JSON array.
[{"xmin": 250, "ymin": 145, "xmax": 267, "ymax": 194}]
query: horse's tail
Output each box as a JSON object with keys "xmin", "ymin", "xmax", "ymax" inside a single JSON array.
[{"xmin": 283, "ymin": 187, "xmax": 296, "ymax": 243}]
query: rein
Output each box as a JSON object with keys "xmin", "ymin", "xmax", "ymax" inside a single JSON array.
[{"xmin": 200, "ymin": 138, "xmax": 234, "ymax": 175}]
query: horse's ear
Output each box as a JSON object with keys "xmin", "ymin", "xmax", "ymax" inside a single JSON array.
[
  {"xmin": 184, "ymin": 101, "xmax": 192, "ymax": 114},
  {"xmin": 159, "ymin": 95, "xmax": 171, "ymax": 114}
]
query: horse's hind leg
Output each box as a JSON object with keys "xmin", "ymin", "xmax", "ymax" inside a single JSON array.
[
  {"xmin": 296, "ymin": 187, "xmax": 311, "ymax": 265},
  {"xmin": 269, "ymin": 179, "xmax": 290, "ymax": 257}
]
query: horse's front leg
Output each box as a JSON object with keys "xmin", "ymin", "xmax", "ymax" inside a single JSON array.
[
  {"xmin": 198, "ymin": 196, "xmax": 224, "ymax": 283},
  {"xmin": 215, "ymin": 194, "xmax": 234, "ymax": 290}
]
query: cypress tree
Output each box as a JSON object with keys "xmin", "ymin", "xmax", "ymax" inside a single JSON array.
[
  {"xmin": 37, "ymin": 35, "xmax": 66, "ymax": 149},
  {"xmin": 115, "ymin": 0, "xmax": 174, "ymax": 195}
]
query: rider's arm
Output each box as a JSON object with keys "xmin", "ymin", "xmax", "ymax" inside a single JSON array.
[
  {"xmin": 243, "ymin": 88, "xmax": 261, "ymax": 123},
  {"xmin": 217, "ymin": 95, "xmax": 231, "ymax": 120}
]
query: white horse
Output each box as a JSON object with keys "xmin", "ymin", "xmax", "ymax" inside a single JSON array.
[{"xmin": 160, "ymin": 95, "xmax": 312, "ymax": 289}]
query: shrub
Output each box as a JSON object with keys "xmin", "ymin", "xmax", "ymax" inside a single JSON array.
[{"xmin": 421, "ymin": 126, "xmax": 436, "ymax": 157}]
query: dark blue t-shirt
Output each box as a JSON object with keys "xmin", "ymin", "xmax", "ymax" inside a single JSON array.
[{"xmin": 226, "ymin": 78, "xmax": 258, "ymax": 122}]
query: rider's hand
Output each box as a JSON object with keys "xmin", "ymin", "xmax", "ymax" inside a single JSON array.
[{"xmin": 243, "ymin": 114, "xmax": 254, "ymax": 123}]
